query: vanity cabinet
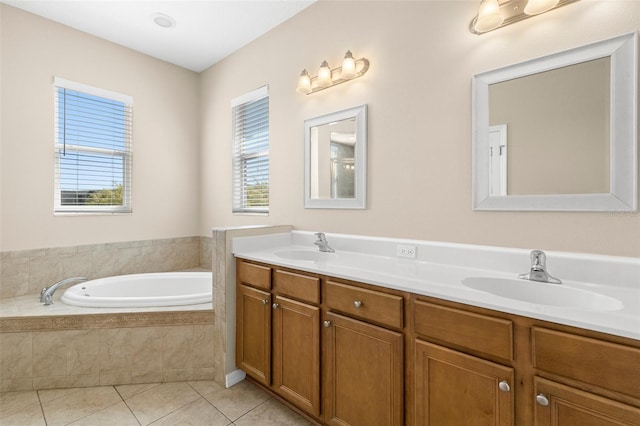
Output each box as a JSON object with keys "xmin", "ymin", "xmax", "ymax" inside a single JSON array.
[
  {"xmin": 236, "ymin": 258, "xmax": 639, "ymax": 426},
  {"xmin": 324, "ymin": 280, "xmax": 405, "ymax": 426}
]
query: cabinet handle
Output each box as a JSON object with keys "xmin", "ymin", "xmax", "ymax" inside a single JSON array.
[
  {"xmin": 498, "ymin": 380, "xmax": 510, "ymax": 392},
  {"xmin": 536, "ymin": 394, "xmax": 549, "ymax": 407},
  {"xmin": 272, "ymin": 303, "xmax": 279, "ymax": 310},
  {"xmin": 261, "ymin": 299, "xmax": 269, "ymax": 305},
  {"xmin": 353, "ymin": 300, "xmax": 362, "ymax": 308},
  {"xmin": 323, "ymin": 320, "xmax": 331, "ymax": 328}
]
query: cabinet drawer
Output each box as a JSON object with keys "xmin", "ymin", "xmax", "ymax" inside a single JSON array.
[
  {"xmin": 532, "ymin": 327, "xmax": 640, "ymax": 400},
  {"xmin": 274, "ymin": 269, "xmax": 320, "ymax": 304},
  {"xmin": 325, "ymin": 280, "xmax": 403, "ymax": 329},
  {"xmin": 413, "ymin": 300, "xmax": 513, "ymax": 362},
  {"xmin": 237, "ymin": 260, "xmax": 271, "ymax": 290}
]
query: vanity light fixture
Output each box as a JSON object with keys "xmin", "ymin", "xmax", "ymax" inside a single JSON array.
[
  {"xmin": 296, "ymin": 50, "xmax": 370, "ymax": 95},
  {"xmin": 470, "ymin": 0, "xmax": 579, "ymax": 34}
]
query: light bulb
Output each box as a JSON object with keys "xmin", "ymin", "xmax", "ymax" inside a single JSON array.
[
  {"xmin": 474, "ymin": 0, "xmax": 504, "ymax": 33},
  {"xmin": 317, "ymin": 61, "xmax": 332, "ymax": 88},
  {"xmin": 524, "ymin": 0, "xmax": 559, "ymax": 15},
  {"xmin": 341, "ymin": 50, "xmax": 357, "ymax": 79},
  {"xmin": 296, "ymin": 69, "xmax": 312, "ymax": 94}
]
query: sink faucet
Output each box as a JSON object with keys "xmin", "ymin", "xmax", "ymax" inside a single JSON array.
[
  {"xmin": 40, "ymin": 277, "xmax": 87, "ymax": 305},
  {"xmin": 313, "ymin": 232, "xmax": 334, "ymax": 253},
  {"xmin": 518, "ymin": 250, "xmax": 562, "ymax": 284}
]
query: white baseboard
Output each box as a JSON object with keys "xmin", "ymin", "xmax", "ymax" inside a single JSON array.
[{"xmin": 225, "ymin": 369, "xmax": 246, "ymax": 388}]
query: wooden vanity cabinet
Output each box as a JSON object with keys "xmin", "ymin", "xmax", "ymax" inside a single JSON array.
[{"xmin": 323, "ymin": 279, "xmax": 406, "ymax": 426}]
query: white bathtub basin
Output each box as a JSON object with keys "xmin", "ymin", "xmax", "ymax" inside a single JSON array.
[
  {"xmin": 275, "ymin": 250, "xmax": 338, "ymax": 262},
  {"xmin": 462, "ymin": 277, "xmax": 624, "ymax": 311}
]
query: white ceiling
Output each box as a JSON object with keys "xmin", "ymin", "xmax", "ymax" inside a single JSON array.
[{"xmin": 2, "ymin": 0, "xmax": 316, "ymax": 72}]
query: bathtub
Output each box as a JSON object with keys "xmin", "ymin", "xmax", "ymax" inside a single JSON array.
[{"xmin": 60, "ymin": 272, "xmax": 212, "ymax": 308}]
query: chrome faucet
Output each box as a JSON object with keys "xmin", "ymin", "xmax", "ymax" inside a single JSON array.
[
  {"xmin": 313, "ymin": 232, "xmax": 334, "ymax": 253},
  {"xmin": 518, "ymin": 250, "xmax": 562, "ymax": 284},
  {"xmin": 40, "ymin": 277, "xmax": 87, "ymax": 305}
]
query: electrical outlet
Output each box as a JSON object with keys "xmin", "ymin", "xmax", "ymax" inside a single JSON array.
[{"xmin": 396, "ymin": 244, "xmax": 417, "ymax": 259}]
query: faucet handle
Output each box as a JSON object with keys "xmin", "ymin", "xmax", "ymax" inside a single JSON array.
[{"xmin": 530, "ymin": 250, "xmax": 546, "ymax": 268}]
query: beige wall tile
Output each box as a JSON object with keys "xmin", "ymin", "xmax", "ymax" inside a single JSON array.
[
  {"xmin": 0, "ymin": 332, "xmax": 32, "ymax": 379},
  {"xmin": 66, "ymin": 374, "xmax": 100, "ymax": 388},
  {"xmin": 163, "ymin": 368, "xmax": 193, "ymax": 382},
  {"xmin": 32, "ymin": 331, "xmax": 67, "ymax": 378},
  {"xmin": 162, "ymin": 326, "xmax": 193, "ymax": 370},
  {"xmin": 66, "ymin": 330, "xmax": 100, "ymax": 376},
  {"xmin": 192, "ymin": 324, "xmax": 215, "ymax": 369},
  {"xmin": 192, "ymin": 367, "xmax": 215, "ymax": 381},
  {"xmin": 99, "ymin": 371, "xmax": 132, "ymax": 386},
  {"xmin": 99, "ymin": 329, "xmax": 132, "ymax": 372},
  {"xmin": 28, "ymin": 255, "xmax": 64, "ymax": 295},
  {"xmin": 32, "ymin": 376, "xmax": 67, "ymax": 390},
  {"xmin": 130, "ymin": 370, "xmax": 164, "ymax": 385},
  {"xmin": 0, "ymin": 257, "xmax": 30, "ymax": 298},
  {"xmin": 1, "ymin": 378, "xmax": 33, "ymax": 392},
  {"xmin": 130, "ymin": 327, "xmax": 163, "ymax": 371}
]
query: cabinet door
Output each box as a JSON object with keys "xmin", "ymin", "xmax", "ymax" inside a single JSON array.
[
  {"xmin": 324, "ymin": 312, "xmax": 404, "ymax": 426},
  {"xmin": 415, "ymin": 339, "xmax": 514, "ymax": 426},
  {"xmin": 272, "ymin": 295, "xmax": 321, "ymax": 417},
  {"xmin": 534, "ymin": 377, "xmax": 640, "ymax": 426},
  {"xmin": 236, "ymin": 284, "xmax": 271, "ymax": 386}
]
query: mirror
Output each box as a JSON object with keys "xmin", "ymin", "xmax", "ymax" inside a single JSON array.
[
  {"xmin": 304, "ymin": 105, "xmax": 367, "ymax": 209},
  {"xmin": 472, "ymin": 33, "xmax": 637, "ymax": 211}
]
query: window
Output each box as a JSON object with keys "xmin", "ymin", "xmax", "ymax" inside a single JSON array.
[
  {"xmin": 54, "ymin": 77, "xmax": 132, "ymax": 213},
  {"xmin": 232, "ymin": 86, "xmax": 269, "ymax": 213}
]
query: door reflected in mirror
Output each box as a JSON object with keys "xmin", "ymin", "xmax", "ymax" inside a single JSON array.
[{"xmin": 305, "ymin": 105, "xmax": 367, "ymax": 209}]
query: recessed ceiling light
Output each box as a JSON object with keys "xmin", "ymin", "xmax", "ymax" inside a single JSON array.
[{"xmin": 151, "ymin": 12, "xmax": 176, "ymax": 29}]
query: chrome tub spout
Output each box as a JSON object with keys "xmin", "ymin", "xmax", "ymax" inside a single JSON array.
[{"xmin": 40, "ymin": 277, "xmax": 88, "ymax": 305}]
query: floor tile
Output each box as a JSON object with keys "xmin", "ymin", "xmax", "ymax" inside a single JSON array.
[
  {"xmin": 40, "ymin": 386, "xmax": 122, "ymax": 426},
  {"xmin": 234, "ymin": 398, "xmax": 311, "ymax": 426},
  {"xmin": 0, "ymin": 390, "xmax": 40, "ymax": 416},
  {"xmin": 187, "ymin": 379, "xmax": 225, "ymax": 396},
  {"xmin": 124, "ymin": 381, "xmax": 201, "ymax": 425},
  {"xmin": 150, "ymin": 397, "xmax": 231, "ymax": 426},
  {"xmin": 115, "ymin": 382, "xmax": 161, "ymax": 400},
  {"xmin": 67, "ymin": 401, "xmax": 139, "ymax": 426},
  {"xmin": 0, "ymin": 402, "xmax": 46, "ymax": 426},
  {"xmin": 201, "ymin": 380, "xmax": 270, "ymax": 421}
]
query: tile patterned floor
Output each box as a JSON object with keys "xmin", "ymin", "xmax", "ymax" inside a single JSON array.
[{"xmin": 0, "ymin": 380, "xmax": 312, "ymax": 425}]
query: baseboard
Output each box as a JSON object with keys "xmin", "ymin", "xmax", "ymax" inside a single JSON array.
[{"xmin": 225, "ymin": 369, "xmax": 246, "ymax": 388}]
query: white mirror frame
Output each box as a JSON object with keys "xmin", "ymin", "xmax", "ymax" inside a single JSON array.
[
  {"xmin": 472, "ymin": 32, "xmax": 637, "ymax": 211},
  {"xmin": 304, "ymin": 105, "xmax": 367, "ymax": 209}
]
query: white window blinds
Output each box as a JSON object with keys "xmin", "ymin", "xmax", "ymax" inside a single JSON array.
[
  {"xmin": 54, "ymin": 78, "xmax": 132, "ymax": 213},
  {"xmin": 232, "ymin": 86, "xmax": 269, "ymax": 213}
]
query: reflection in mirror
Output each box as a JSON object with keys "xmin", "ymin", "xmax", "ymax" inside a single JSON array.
[
  {"xmin": 489, "ymin": 58, "xmax": 610, "ymax": 195},
  {"xmin": 473, "ymin": 33, "xmax": 637, "ymax": 211},
  {"xmin": 305, "ymin": 105, "xmax": 367, "ymax": 209}
]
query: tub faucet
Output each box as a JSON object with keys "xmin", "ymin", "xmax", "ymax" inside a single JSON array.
[
  {"xmin": 40, "ymin": 277, "xmax": 87, "ymax": 305},
  {"xmin": 518, "ymin": 250, "xmax": 562, "ymax": 284},
  {"xmin": 314, "ymin": 233, "xmax": 334, "ymax": 253}
]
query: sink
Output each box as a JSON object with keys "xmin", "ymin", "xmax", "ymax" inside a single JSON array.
[
  {"xmin": 462, "ymin": 277, "xmax": 623, "ymax": 311},
  {"xmin": 275, "ymin": 250, "xmax": 337, "ymax": 262}
]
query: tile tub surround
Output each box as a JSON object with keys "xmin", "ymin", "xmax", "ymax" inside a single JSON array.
[
  {"xmin": 0, "ymin": 308, "xmax": 215, "ymax": 392},
  {"xmin": 233, "ymin": 231, "xmax": 640, "ymax": 340},
  {"xmin": 1, "ymin": 236, "xmax": 212, "ymax": 299}
]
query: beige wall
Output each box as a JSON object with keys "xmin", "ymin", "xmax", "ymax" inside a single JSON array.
[
  {"xmin": 200, "ymin": 0, "xmax": 640, "ymax": 257},
  {"xmin": 2, "ymin": 2, "xmax": 639, "ymax": 258},
  {"xmin": 1, "ymin": 5, "xmax": 201, "ymax": 251}
]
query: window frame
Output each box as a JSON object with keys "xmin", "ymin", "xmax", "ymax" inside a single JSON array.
[
  {"xmin": 53, "ymin": 77, "xmax": 133, "ymax": 214},
  {"xmin": 231, "ymin": 86, "xmax": 270, "ymax": 214}
]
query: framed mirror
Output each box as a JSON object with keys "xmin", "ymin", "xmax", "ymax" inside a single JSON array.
[
  {"xmin": 472, "ymin": 33, "xmax": 637, "ymax": 211},
  {"xmin": 304, "ymin": 105, "xmax": 367, "ymax": 209}
]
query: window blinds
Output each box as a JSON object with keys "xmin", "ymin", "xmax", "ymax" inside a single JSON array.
[
  {"xmin": 54, "ymin": 78, "xmax": 132, "ymax": 213},
  {"xmin": 232, "ymin": 86, "xmax": 269, "ymax": 213}
]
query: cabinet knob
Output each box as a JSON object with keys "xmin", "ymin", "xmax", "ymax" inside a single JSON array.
[
  {"xmin": 323, "ymin": 320, "xmax": 331, "ymax": 328},
  {"xmin": 261, "ymin": 299, "xmax": 269, "ymax": 305},
  {"xmin": 498, "ymin": 381, "xmax": 510, "ymax": 392},
  {"xmin": 353, "ymin": 300, "xmax": 362, "ymax": 308},
  {"xmin": 272, "ymin": 303, "xmax": 279, "ymax": 310},
  {"xmin": 536, "ymin": 394, "xmax": 549, "ymax": 407}
]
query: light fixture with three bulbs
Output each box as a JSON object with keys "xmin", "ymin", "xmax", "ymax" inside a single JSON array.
[
  {"xmin": 471, "ymin": 0, "xmax": 580, "ymax": 34},
  {"xmin": 296, "ymin": 50, "xmax": 370, "ymax": 95}
]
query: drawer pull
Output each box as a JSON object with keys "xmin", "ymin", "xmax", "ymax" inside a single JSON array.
[
  {"xmin": 498, "ymin": 381, "xmax": 510, "ymax": 392},
  {"xmin": 353, "ymin": 300, "xmax": 362, "ymax": 308},
  {"xmin": 323, "ymin": 320, "xmax": 332, "ymax": 328},
  {"xmin": 536, "ymin": 394, "xmax": 549, "ymax": 407},
  {"xmin": 272, "ymin": 303, "xmax": 279, "ymax": 310},
  {"xmin": 262, "ymin": 299, "xmax": 269, "ymax": 305}
]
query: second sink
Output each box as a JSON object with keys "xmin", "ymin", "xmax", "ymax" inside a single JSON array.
[{"xmin": 462, "ymin": 277, "xmax": 623, "ymax": 311}]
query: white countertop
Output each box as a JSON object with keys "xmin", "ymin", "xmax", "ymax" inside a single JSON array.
[{"xmin": 233, "ymin": 231, "xmax": 640, "ymax": 341}]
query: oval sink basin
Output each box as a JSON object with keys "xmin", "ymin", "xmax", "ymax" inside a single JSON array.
[
  {"xmin": 275, "ymin": 250, "xmax": 337, "ymax": 262},
  {"xmin": 462, "ymin": 277, "xmax": 623, "ymax": 311}
]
